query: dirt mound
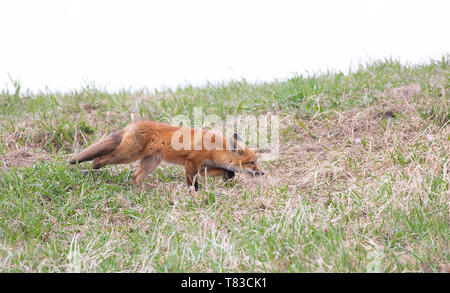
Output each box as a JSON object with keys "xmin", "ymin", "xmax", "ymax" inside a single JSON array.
[{"xmin": 0, "ymin": 148, "xmax": 51, "ymax": 169}]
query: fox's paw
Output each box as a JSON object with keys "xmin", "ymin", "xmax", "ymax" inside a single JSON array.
[
  {"xmin": 223, "ymin": 170, "xmax": 235, "ymax": 181},
  {"xmin": 187, "ymin": 179, "xmax": 199, "ymax": 192},
  {"xmin": 188, "ymin": 185, "xmax": 199, "ymax": 194}
]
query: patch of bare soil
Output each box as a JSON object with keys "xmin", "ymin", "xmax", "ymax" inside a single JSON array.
[
  {"xmin": 272, "ymin": 83, "xmax": 445, "ymax": 194},
  {"xmin": 0, "ymin": 147, "xmax": 51, "ymax": 169},
  {"xmin": 383, "ymin": 83, "xmax": 422, "ymax": 100}
]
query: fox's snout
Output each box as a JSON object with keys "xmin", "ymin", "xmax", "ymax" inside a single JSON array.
[
  {"xmin": 244, "ymin": 164, "xmax": 264, "ymax": 176},
  {"xmin": 246, "ymin": 169, "xmax": 264, "ymax": 176}
]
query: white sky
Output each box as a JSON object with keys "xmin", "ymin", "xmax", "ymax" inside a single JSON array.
[{"xmin": 0, "ymin": 0, "xmax": 449, "ymax": 92}]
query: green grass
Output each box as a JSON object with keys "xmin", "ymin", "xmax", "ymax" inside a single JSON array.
[{"xmin": 0, "ymin": 56, "xmax": 448, "ymax": 272}]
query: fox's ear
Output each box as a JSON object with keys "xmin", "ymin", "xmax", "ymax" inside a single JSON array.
[
  {"xmin": 228, "ymin": 134, "xmax": 244, "ymax": 155},
  {"xmin": 229, "ymin": 133, "xmax": 242, "ymax": 150}
]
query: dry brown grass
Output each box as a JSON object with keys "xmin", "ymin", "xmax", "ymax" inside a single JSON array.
[
  {"xmin": 0, "ymin": 146, "xmax": 51, "ymax": 170},
  {"xmin": 0, "ymin": 59, "xmax": 448, "ymax": 272}
]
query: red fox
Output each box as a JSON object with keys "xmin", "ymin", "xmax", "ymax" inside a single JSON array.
[{"xmin": 69, "ymin": 120, "xmax": 264, "ymax": 190}]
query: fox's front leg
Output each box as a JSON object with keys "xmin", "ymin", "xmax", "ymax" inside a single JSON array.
[
  {"xmin": 199, "ymin": 167, "xmax": 235, "ymax": 181},
  {"xmin": 185, "ymin": 160, "xmax": 200, "ymax": 191},
  {"xmin": 223, "ymin": 170, "xmax": 235, "ymax": 181}
]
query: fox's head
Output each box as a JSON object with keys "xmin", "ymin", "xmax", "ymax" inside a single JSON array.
[{"xmin": 225, "ymin": 133, "xmax": 264, "ymax": 176}]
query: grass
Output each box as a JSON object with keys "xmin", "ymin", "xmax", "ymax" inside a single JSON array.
[{"xmin": 0, "ymin": 56, "xmax": 449, "ymax": 272}]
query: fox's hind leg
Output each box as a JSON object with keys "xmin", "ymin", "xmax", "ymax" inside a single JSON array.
[
  {"xmin": 92, "ymin": 155, "xmax": 113, "ymax": 169},
  {"xmin": 91, "ymin": 152, "xmax": 126, "ymax": 169},
  {"xmin": 132, "ymin": 155, "xmax": 161, "ymax": 188}
]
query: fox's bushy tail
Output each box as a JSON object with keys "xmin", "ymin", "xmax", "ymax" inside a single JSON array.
[{"xmin": 69, "ymin": 132, "xmax": 122, "ymax": 164}]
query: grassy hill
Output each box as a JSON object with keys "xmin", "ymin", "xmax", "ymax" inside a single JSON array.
[{"xmin": 0, "ymin": 57, "xmax": 448, "ymax": 272}]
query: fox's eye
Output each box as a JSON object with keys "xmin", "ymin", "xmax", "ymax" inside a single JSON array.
[{"xmin": 250, "ymin": 161, "xmax": 255, "ymax": 165}]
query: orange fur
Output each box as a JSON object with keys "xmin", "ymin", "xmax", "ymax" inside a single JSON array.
[{"xmin": 69, "ymin": 120, "xmax": 264, "ymax": 190}]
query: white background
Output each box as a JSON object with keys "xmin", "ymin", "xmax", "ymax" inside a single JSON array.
[{"xmin": 0, "ymin": 0, "xmax": 448, "ymax": 93}]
